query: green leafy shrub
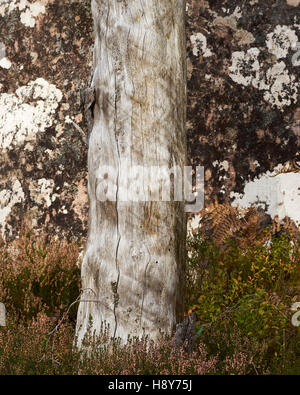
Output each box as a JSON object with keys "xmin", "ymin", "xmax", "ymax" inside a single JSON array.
[
  {"xmin": 187, "ymin": 226, "xmax": 300, "ymax": 369},
  {"xmin": 0, "ymin": 221, "xmax": 299, "ymax": 374}
]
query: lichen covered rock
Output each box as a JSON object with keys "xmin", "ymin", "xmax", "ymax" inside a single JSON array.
[{"xmin": 0, "ymin": 0, "xmax": 299, "ymax": 240}]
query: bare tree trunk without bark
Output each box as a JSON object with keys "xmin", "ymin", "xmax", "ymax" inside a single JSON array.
[{"xmin": 76, "ymin": 0, "xmax": 187, "ymax": 346}]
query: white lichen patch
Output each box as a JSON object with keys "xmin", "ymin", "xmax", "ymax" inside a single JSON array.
[
  {"xmin": 213, "ymin": 160, "xmax": 230, "ymax": 183},
  {"xmin": 0, "ymin": 0, "xmax": 45, "ymax": 27},
  {"xmin": 229, "ymin": 48, "xmax": 299, "ymax": 110},
  {"xmin": 0, "ymin": 57, "xmax": 12, "ymax": 69},
  {"xmin": 0, "ymin": 78, "xmax": 63, "ymax": 152},
  {"xmin": 213, "ymin": 160, "xmax": 229, "ymax": 172},
  {"xmin": 29, "ymin": 178, "xmax": 58, "ymax": 207},
  {"xmin": 187, "ymin": 213, "xmax": 202, "ymax": 234},
  {"xmin": 190, "ymin": 33, "xmax": 213, "ymax": 58},
  {"xmin": 229, "ymin": 48, "xmax": 261, "ymax": 87},
  {"xmin": 0, "ymin": 180, "xmax": 25, "ymax": 237},
  {"xmin": 263, "ymin": 61, "xmax": 299, "ymax": 109},
  {"xmin": 266, "ymin": 25, "xmax": 298, "ymax": 59},
  {"xmin": 231, "ymin": 167, "xmax": 300, "ymax": 227}
]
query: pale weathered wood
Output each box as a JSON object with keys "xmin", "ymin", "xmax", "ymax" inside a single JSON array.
[{"xmin": 75, "ymin": 0, "xmax": 187, "ymax": 346}]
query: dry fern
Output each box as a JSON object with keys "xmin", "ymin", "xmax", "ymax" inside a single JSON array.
[
  {"xmin": 272, "ymin": 215, "xmax": 300, "ymax": 243},
  {"xmin": 191, "ymin": 200, "xmax": 299, "ymax": 249},
  {"xmin": 197, "ymin": 201, "xmax": 264, "ymax": 248},
  {"xmin": 270, "ymin": 159, "xmax": 300, "ymax": 177}
]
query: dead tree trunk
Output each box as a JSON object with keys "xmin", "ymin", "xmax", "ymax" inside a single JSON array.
[{"xmin": 75, "ymin": 0, "xmax": 187, "ymax": 346}]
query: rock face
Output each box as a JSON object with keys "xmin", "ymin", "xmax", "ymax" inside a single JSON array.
[
  {"xmin": 0, "ymin": 0, "xmax": 299, "ymax": 241},
  {"xmin": 186, "ymin": 0, "xmax": 300, "ymax": 227},
  {"xmin": 0, "ymin": 0, "xmax": 93, "ymax": 240}
]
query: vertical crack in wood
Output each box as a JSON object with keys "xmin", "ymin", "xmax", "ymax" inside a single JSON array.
[
  {"xmin": 76, "ymin": 0, "xmax": 186, "ymax": 346},
  {"xmin": 113, "ymin": 63, "xmax": 121, "ymax": 338},
  {"xmin": 139, "ymin": 245, "xmax": 151, "ymax": 328}
]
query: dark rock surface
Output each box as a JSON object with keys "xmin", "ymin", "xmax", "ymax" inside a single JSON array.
[{"xmin": 0, "ymin": 0, "xmax": 299, "ymax": 240}]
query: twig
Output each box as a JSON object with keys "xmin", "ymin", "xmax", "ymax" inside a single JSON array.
[
  {"xmin": 38, "ymin": 288, "xmax": 96, "ymax": 363},
  {"xmin": 68, "ymin": 119, "xmax": 87, "ymax": 145}
]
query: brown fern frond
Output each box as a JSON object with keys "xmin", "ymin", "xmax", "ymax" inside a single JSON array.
[
  {"xmin": 190, "ymin": 199, "xmax": 299, "ymax": 251},
  {"xmin": 272, "ymin": 215, "xmax": 300, "ymax": 244},
  {"xmin": 270, "ymin": 160, "xmax": 300, "ymax": 177},
  {"xmin": 198, "ymin": 202, "xmax": 272, "ymax": 249}
]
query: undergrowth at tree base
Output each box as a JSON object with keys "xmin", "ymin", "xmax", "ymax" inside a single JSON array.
[{"xmin": 0, "ymin": 217, "xmax": 299, "ymax": 375}]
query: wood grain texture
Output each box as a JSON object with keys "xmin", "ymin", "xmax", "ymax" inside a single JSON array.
[{"xmin": 75, "ymin": 0, "xmax": 187, "ymax": 345}]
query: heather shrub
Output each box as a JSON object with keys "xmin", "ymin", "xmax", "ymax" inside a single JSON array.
[
  {"xmin": 0, "ymin": 228, "xmax": 81, "ymax": 323},
  {"xmin": 0, "ymin": 314, "xmax": 218, "ymax": 375},
  {"xmin": 0, "ymin": 227, "xmax": 219, "ymax": 375},
  {"xmin": 0, "ymin": 313, "xmax": 76, "ymax": 375},
  {"xmin": 75, "ymin": 324, "xmax": 218, "ymax": 375},
  {"xmin": 0, "ymin": 224, "xmax": 299, "ymax": 374},
  {"xmin": 200, "ymin": 320, "xmax": 269, "ymax": 374}
]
